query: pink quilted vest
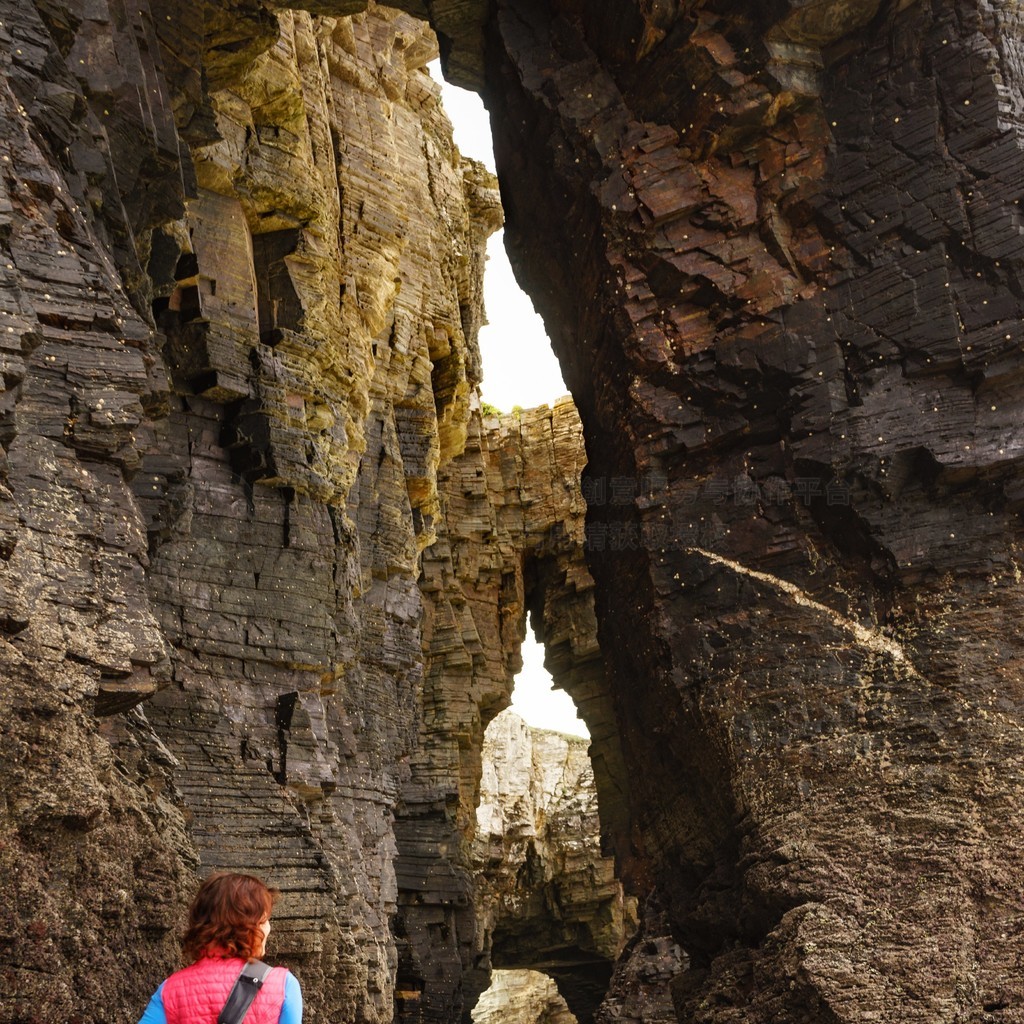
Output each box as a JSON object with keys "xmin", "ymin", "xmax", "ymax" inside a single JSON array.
[{"xmin": 161, "ymin": 956, "xmax": 288, "ymax": 1024}]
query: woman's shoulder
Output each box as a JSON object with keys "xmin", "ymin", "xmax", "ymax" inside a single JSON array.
[
  {"xmin": 268, "ymin": 964, "xmax": 297, "ymax": 990},
  {"xmin": 279, "ymin": 970, "xmax": 303, "ymax": 1024},
  {"xmin": 163, "ymin": 956, "xmax": 247, "ymax": 987},
  {"xmin": 165, "ymin": 957, "xmax": 295, "ymax": 992}
]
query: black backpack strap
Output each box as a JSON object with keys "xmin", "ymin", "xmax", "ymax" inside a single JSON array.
[{"xmin": 217, "ymin": 960, "xmax": 273, "ymax": 1024}]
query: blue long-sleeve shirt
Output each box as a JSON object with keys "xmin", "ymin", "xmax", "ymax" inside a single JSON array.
[{"xmin": 137, "ymin": 971, "xmax": 302, "ymax": 1024}]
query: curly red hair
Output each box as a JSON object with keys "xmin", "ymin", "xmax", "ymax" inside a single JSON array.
[{"xmin": 182, "ymin": 872, "xmax": 278, "ymax": 961}]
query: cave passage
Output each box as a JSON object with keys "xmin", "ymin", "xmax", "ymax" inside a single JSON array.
[{"xmin": 472, "ymin": 698, "xmax": 629, "ymax": 1024}]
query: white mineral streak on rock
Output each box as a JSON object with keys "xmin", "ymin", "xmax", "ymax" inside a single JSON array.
[{"xmin": 684, "ymin": 545, "xmax": 918, "ymax": 671}]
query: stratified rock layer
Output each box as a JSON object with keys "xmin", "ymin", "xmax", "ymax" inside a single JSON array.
[
  {"xmin": 472, "ymin": 710, "xmax": 633, "ymax": 1023},
  {"xmin": 1, "ymin": 3, "xmax": 608, "ymax": 1018},
  {"xmin": 137, "ymin": 12, "xmax": 504, "ymax": 1020},
  {"xmin": 478, "ymin": 0, "xmax": 1024, "ymax": 1021},
  {"xmin": 0, "ymin": 0, "xmax": 510, "ymax": 1020},
  {"xmin": 1, "ymin": 0, "xmax": 192, "ymax": 1012},
  {"xmin": 473, "ymin": 969, "xmax": 578, "ymax": 1024},
  {"xmin": 400, "ymin": 397, "xmax": 625, "ymax": 1024}
]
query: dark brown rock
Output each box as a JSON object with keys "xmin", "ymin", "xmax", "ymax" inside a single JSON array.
[
  {"xmin": 595, "ymin": 899, "xmax": 684, "ymax": 1024},
  {"xmin": 477, "ymin": 1, "xmax": 1024, "ymax": 1020},
  {"xmin": 0, "ymin": 0, "xmax": 191, "ymax": 1013}
]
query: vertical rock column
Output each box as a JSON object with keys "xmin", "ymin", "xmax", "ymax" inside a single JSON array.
[
  {"xmin": 132, "ymin": 7, "xmax": 503, "ymax": 1023},
  {"xmin": 480, "ymin": 0, "xmax": 1024, "ymax": 1020}
]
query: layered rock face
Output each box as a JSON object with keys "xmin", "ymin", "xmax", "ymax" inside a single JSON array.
[
  {"xmin": 402, "ymin": 397, "xmax": 628, "ymax": 1024},
  {"xmin": 472, "ymin": 710, "xmax": 633, "ymax": 1022},
  {"xmin": 0, "ymin": 0, "xmax": 513, "ymax": 1020},
  {"xmin": 474, "ymin": 970, "xmax": 577, "ymax": 1024},
  {"xmin": 476, "ymin": 0, "xmax": 1024, "ymax": 1021},
  {"xmin": 1, "ymin": 2, "xmax": 611, "ymax": 1010},
  {"xmin": 7, "ymin": 0, "xmax": 1024, "ymax": 1021},
  {"xmin": 137, "ymin": 11, "xmax": 505, "ymax": 1021},
  {"xmin": 1, "ymin": 0, "xmax": 195, "ymax": 1014}
]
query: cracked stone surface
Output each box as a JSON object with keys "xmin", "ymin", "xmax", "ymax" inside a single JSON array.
[
  {"xmin": 5, "ymin": 0, "xmax": 1024, "ymax": 1021},
  {"xmin": 479, "ymin": 0, "xmax": 1024, "ymax": 1021},
  {"xmin": 0, "ymin": 0, "xmax": 508, "ymax": 1019}
]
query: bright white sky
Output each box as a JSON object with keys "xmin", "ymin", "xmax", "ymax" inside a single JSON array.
[
  {"xmin": 514, "ymin": 616, "xmax": 588, "ymax": 737},
  {"xmin": 428, "ymin": 62, "xmax": 587, "ymax": 738},
  {"xmin": 428, "ymin": 61, "xmax": 568, "ymax": 414}
]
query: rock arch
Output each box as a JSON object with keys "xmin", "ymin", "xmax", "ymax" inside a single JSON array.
[
  {"xmin": 3, "ymin": 1, "xmax": 1024, "ymax": 1023},
  {"xmin": 470, "ymin": 710, "xmax": 629, "ymax": 1024}
]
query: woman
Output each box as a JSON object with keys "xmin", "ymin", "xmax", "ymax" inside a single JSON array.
[{"xmin": 137, "ymin": 872, "xmax": 302, "ymax": 1024}]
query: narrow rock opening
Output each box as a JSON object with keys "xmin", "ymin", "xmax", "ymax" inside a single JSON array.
[
  {"xmin": 511, "ymin": 613, "xmax": 589, "ymax": 738},
  {"xmin": 251, "ymin": 228, "xmax": 303, "ymax": 344},
  {"xmin": 471, "ymin": 706, "xmax": 635, "ymax": 1024},
  {"xmin": 274, "ymin": 690, "xmax": 298, "ymax": 785},
  {"xmin": 427, "ymin": 60, "xmax": 567, "ymax": 415}
]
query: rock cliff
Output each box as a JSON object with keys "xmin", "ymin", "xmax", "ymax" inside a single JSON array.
[
  {"xmin": 477, "ymin": 1, "xmax": 1024, "ymax": 1021},
  {"xmin": 1, "ymin": 2, "xmax": 511, "ymax": 1020},
  {"xmin": 5, "ymin": 0, "xmax": 1024, "ymax": 1022}
]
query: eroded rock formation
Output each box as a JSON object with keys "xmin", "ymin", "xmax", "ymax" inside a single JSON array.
[
  {"xmin": 5, "ymin": 0, "xmax": 1024, "ymax": 1022},
  {"xmin": 472, "ymin": 710, "xmax": 633, "ymax": 1023},
  {"xmin": 477, "ymin": 1, "xmax": 1024, "ymax": 1021},
  {"xmin": 401, "ymin": 396, "xmax": 624, "ymax": 1024},
  {"xmin": 0, "ymin": 3, "xmax": 608, "ymax": 1013},
  {"xmin": 1, "ymin": 2, "xmax": 512, "ymax": 1020},
  {"xmin": 594, "ymin": 900, "xmax": 684, "ymax": 1024},
  {"xmin": 473, "ymin": 969, "xmax": 577, "ymax": 1024}
]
